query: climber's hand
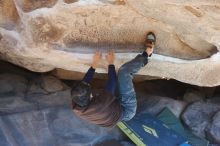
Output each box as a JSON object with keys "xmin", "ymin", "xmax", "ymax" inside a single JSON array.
[
  {"xmin": 92, "ymin": 51, "xmax": 102, "ymax": 69},
  {"xmin": 106, "ymin": 50, "xmax": 115, "ymax": 65}
]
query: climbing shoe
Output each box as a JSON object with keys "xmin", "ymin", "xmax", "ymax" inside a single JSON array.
[{"xmin": 145, "ymin": 32, "xmax": 156, "ymax": 57}]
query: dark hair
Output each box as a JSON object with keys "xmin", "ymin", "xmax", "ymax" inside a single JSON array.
[{"xmin": 71, "ymin": 81, "xmax": 91, "ymax": 107}]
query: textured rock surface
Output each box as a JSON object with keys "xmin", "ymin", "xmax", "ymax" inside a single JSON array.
[
  {"xmin": 0, "ymin": 0, "xmax": 20, "ymax": 30},
  {"xmin": 0, "ymin": 108, "xmax": 125, "ymax": 146},
  {"xmin": 0, "ymin": 73, "xmax": 127, "ymax": 146},
  {"xmin": 207, "ymin": 111, "xmax": 220, "ymax": 144},
  {"xmin": 182, "ymin": 101, "xmax": 220, "ymax": 144},
  {"xmin": 0, "ymin": 0, "xmax": 220, "ymax": 86},
  {"xmin": 138, "ymin": 96, "xmax": 187, "ymax": 118},
  {"xmin": 0, "ymin": 73, "xmax": 28, "ymax": 97},
  {"xmin": 17, "ymin": 0, "xmax": 58, "ymax": 12},
  {"xmin": 183, "ymin": 89, "xmax": 205, "ymax": 103}
]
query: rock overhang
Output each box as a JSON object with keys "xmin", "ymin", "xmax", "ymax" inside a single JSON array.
[{"xmin": 0, "ymin": 0, "xmax": 220, "ymax": 86}]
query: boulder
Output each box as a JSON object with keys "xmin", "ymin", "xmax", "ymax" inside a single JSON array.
[
  {"xmin": 0, "ymin": 107, "xmax": 124, "ymax": 146},
  {"xmin": 183, "ymin": 89, "xmax": 205, "ymax": 103},
  {"xmin": 64, "ymin": 0, "xmax": 79, "ymax": 4},
  {"xmin": 26, "ymin": 77, "xmax": 48, "ymax": 95},
  {"xmin": 0, "ymin": 73, "xmax": 28, "ymax": 96},
  {"xmin": 0, "ymin": 0, "xmax": 220, "ymax": 86},
  {"xmin": 0, "ymin": 0, "xmax": 20, "ymax": 30},
  {"xmin": 0, "ymin": 96, "xmax": 36, "ymax": 115},
  {"xmin": 40, "ymin": 75, "xmax": 66, "ymax": 92},
  {"xmin": 26, "ymin": 75, "xmax": 67, "ymax": 93},
  {"xmin": 16, "ymin": 0, "xmax": 58, "ymax": 12},
  {"xmin": 182, "ymin": 101, "xmax": 220, "ymax": 143},
  {"xmin": 200, "ymin": 87, "xmax": 216, "ymax": 98},
  {"xmin": 137, "ymin": 95, "xmax": 187, "ymax": 118},
  {"xmin": 207, "ymin": 97, "xmax": 220, "ymax": 104},
  {"xmin": 206, "ymin": 111, "xmax": 220, "ymax": 144}
]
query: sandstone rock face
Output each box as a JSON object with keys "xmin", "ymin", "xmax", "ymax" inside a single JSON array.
[
  {"xmin": 0, "ymin": 0, "xmax": 20, "ymax": 30},
  {"xmin": 0, "ymin": 73, "xmax": 28, "ymax": 96},
  {"xmin": 183, "ymin": 89, "xmax": 205, "ymax": 103},
  {"xmin": 0, "ymin": 0, "xmax": 220, "ymax": 86},
  {"xmin": 17, "ymin": 0, "xmax": 58, "ymax": 12}
]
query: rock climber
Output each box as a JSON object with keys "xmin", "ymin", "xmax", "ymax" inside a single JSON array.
[{"xmin": 71, "ymin": 32, "xmax": 156, "ymax": 127}]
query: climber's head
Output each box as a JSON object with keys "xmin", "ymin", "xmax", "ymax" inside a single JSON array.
[{"xmin": 71, "ymin": 81, "xmax": 92, "ymax": 107}]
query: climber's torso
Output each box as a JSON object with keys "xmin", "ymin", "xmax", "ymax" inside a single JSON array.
[{"xmin": 73, "ymin": 89, "xmax": 122, "ymax": 127}]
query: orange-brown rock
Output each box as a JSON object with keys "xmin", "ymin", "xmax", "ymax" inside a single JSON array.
[
  {"xmin": 29, "ymin": 17, "xmax": 64, "ymax": 43},
  {"xmin": 17, "ymin": 0, "xmax": 58, "ymax": 12},
  {"xmin": 0, "ymin": 0, "xmax": 220, "ymax": 86},
  {"xmin": 64, "ymin": 0, "xmax": 78, "ymax": 4},
  {"xmin": 0, "ymin": 0, "xmax": 20, "ymax": 30}
]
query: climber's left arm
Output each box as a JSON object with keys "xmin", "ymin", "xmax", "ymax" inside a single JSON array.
[{"xmin": 82, "ymin": 52, "xmax": 101, "ymax": 83}]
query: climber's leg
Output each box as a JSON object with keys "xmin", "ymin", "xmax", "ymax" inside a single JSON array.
[
  {"xmin": 118, "ymin": 54, "xmax": 148, "ymax": 121},
  {"xmin": 118, "ymin": 32, "xmax": 156, "ymax": 121}
]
